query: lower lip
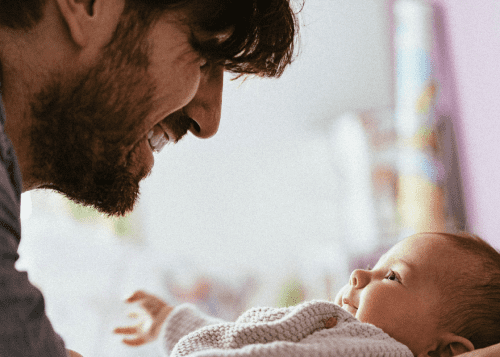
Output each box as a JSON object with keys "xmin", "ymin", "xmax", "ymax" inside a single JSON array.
[{"xmin": 342, "ymin": 305, "xmax": 358, "ymax": 316}]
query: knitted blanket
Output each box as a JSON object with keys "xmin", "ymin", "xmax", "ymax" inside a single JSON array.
[{"xmin": 161, "ymin": 300, "xmax": 413, "ymax": 357}]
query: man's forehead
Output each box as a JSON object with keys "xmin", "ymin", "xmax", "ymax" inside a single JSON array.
[{"xmin": 161, "ymin": 6, "xmax": 232, "ymax": 33}]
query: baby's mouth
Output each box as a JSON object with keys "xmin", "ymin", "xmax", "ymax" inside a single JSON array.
[
  {"xmin": 342, "ymin": 304, "xmax": 357, "ymax": 316},
  {"xmin": 341, "ymin": 298, "xmax": 358, "ymax": 316}
]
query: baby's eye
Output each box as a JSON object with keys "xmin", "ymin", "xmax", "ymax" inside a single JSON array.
[{"xmin": 385, "ymin": 270, "xmax": 401, "ymax": 283}]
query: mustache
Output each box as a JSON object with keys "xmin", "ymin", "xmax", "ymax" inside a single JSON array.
[{"xmin": 160, "ymin": 109, "xmax": 194, "ymax": 143}]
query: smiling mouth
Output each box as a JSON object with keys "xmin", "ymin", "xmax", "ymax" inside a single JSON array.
[
  {"xmin": 147, "ymin": 111, "xmax": 192, "ymax": 153},
  {"xmin": 341, "ymin": 298, "xmax": 358, "ymax": 316},
  {"xmin": 147, "ymin": 125, "xmax": 169, "ymax": 153}
]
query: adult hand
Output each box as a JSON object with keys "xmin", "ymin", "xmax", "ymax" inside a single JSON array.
[
  {"xmin": 458, "ymin": 343, "xmax": 500, "ymax": 357},
  {"xmin": 113, "ymin": 290, "xmax": 174, "ymax": 346}
]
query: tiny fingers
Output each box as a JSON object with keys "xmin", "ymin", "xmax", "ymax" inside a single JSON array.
[
  {"xmin": 128, "ymin": 311, "xmax": 145, "ymax": 319},
  {"xmin": 122, "ymin": 336, "xmax": 147, "ymax": 347},
  {"xmin": 125, "ymin": 290, "xmax": 148, "ymax": 303},
  {"xmin": 115, "ymin": 326, "xmax": 149, "ymax": 346},
  {"xmin": 141, "ymin": 299, "xmax": 164, "ymax": 315},
  {"xmin": 113, "ymin": 326, "xmax": 140, "ymax": 335}
]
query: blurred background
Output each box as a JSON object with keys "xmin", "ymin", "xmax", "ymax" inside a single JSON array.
[{"xmin": 16, "ymin": 0, "xmax": 500, "ymax": 356}]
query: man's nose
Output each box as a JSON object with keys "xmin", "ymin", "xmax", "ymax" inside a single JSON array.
[
  {"xmin": 349, "ymin": 269, "xmax": 370, "ymax": 289},
  {"xmin": 184, "ymin": 65, "xmax": 224, "ymax": 139}
]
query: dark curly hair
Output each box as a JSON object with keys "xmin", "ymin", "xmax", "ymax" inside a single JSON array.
[{"xmin": 0, "ymin": 0, "xmax": 299, "ymax": 78}]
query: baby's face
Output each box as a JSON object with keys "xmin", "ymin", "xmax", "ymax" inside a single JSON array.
[{"xmin": 335, "ymin": 234, "xmax": 459, "ymax": 355}]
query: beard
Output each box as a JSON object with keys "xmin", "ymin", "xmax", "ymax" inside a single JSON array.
[{"xmin": 27, "ymin": 9, "xmax": 190, "ymax": 216}]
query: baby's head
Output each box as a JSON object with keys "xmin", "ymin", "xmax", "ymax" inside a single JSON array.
[{"xmin": 334, "ymin": 232, "xmax": 500, "ymax": 356}]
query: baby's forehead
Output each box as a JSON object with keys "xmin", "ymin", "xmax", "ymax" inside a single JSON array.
[{"xmin": 377, "ymin": 234, "xmax": 465, "ymax": 274}]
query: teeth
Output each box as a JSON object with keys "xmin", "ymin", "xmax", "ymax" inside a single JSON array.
[{"xmin": 147, "ymin": 129, "xmax": 169, "ymax": 153}]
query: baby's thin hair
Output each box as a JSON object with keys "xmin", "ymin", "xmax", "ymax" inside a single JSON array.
[{"xmin": 433, "ymin": 232, "xmax": 500, "ymax": 349}]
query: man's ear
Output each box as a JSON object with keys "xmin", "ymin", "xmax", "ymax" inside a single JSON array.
[
  {"xmin": 54, "ymin": 0, "xmax": 123, "ymax": 48},
  {"xmin": 424, "ymin": 333, "xmax": 474, "ymax": 357},
  {"xmin": 55, "ymin": 0, "xmax": 95, "ymax": 47}
]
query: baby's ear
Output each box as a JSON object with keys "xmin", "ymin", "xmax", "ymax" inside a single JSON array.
[
  {"xmin": 446, "ymin": 340, "xmax": 474, "ymax": 356},
  {"xmin": 425, "ymin": 333, "xmax": 474, "ymax": 357}
]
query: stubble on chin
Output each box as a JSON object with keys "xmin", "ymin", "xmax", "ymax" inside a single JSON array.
[
  {"xmin": 27, "ymin": 53, "xmax": 156, "ymax": 216},
  {"xmin": 24, "ymin": 7, "xmax": 198, "ymax": 216},
  {"xmin": 23, "ymin": 6, "xmax": 167, "ymax": 216}
]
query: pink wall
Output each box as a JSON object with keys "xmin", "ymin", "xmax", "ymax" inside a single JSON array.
[{"xmin": 429, "ymin": 0, "xmax": 500, "ymax": 248}]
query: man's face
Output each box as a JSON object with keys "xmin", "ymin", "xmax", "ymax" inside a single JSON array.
[
  {"xmin": 334, "ymin": 234, "xmax": 460, "ymax": 355},
  {"xmin": 28, "ymin": 8, "xmax": 223, "ymax": 216}
]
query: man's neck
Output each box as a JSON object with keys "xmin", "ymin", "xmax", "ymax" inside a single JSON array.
[{"xmin": 2, "ymin": 85, "xmax": 35, "ymax": 191}]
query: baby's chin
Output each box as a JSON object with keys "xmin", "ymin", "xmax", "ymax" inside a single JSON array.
[{"xmin": 341, "ymin": 304, "xmax": 358, "ymax": 317}]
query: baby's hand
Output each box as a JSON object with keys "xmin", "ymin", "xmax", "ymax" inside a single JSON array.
[
  {"xmin": 323, "ymin": 317, "xmax": 337, "ymax": 329},
  {"xmin": 113, "ymin": 290, "xmax": 174, "ymax": 346}
]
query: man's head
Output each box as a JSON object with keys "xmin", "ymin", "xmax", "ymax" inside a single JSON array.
[
  {"xmin": 0, "ymin": 0, "xmax": 298, "ymax": 215},
  {"xmin": 335, "ymin": 232, "xmax": 500, "ymax": 356}
]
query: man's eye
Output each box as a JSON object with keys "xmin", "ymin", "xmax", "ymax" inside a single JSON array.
[{"xmin": 385, "ymin": 270, "xmax": 401, "ymax": 283}]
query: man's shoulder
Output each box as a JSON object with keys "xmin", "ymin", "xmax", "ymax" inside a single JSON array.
[
  {"xmin": 0, "ymin": 98, "xmax": 67, "ymax": 356},
  {"xmin": 0, "ymin": 95, "xmax": 22, "ymax": 244},
  {"xmin": 0, "ymin": 95, "xmax": 22, "ymax": 199}
]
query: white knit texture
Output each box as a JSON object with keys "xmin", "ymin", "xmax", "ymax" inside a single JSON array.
[{"xmin": 162, "ymin": 300, "xmax": 413, "ymax": 357}]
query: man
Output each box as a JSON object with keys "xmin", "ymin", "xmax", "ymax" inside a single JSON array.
[{"xmin": 0, "ymin": 0, "xmax": 297, "ymax": 354}]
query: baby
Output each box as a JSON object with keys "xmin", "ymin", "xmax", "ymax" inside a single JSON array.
[{"xmin": 114, "ymin": 232, "xmax": 500, "ymax": 356}]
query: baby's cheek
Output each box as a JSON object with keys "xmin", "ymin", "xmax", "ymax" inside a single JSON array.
[
  {"xmin": 357, "ymin": 293, "xmax": 424, "ymax": 353},
  {"xmin": 356, "ymin": 288, "xmax": 399, "ymax": 326}
]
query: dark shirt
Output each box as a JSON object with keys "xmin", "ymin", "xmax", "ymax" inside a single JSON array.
[{"xmin": 0, "ymin": 97, "xmax": 67, "ymax": 356}]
